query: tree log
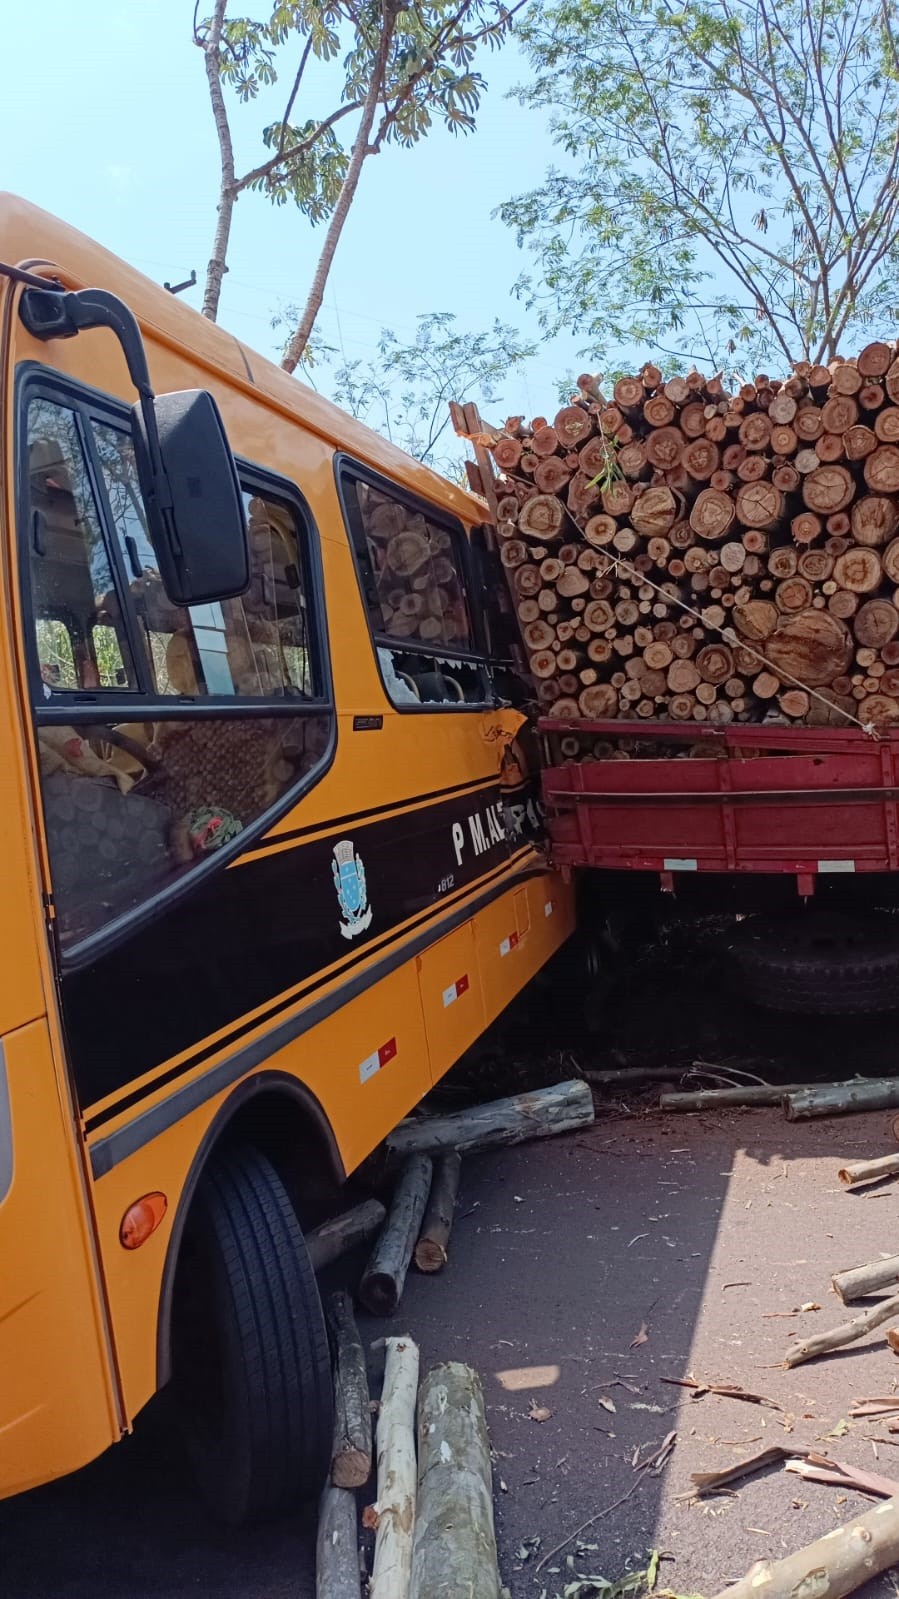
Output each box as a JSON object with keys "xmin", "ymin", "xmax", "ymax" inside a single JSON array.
[
  {"xmin": 733, "ymin": 599, "xmax": 778, "ymax": 640},
  {"xmin": 865, "ymin": 444, "xmax": 899, "ymax": 494},
  {"xmin": 554, "ymin": 405, "xmax": 593, "ymax": 448},
  {"xmin": 328, "ymin": 1290, "xmax": 373, "ymax": 1488},
  {"xmin": 833, "ymin": 1256, "xmax": 899, "ymax": 1303},
  {"xmin": 783, "ymin": 1292, "xmax": 899, "ymax": 1367},
  {"xmin": 387, "ymin": 1080, "xmax": 594, "ymax": 1158},
  {"xmin": 802, "ymin": 464, "xmax": 854, "ymax": 514},
  {"xmin": 317, "ymin": 1483, "xmax": 362, "ymax": 1599},
  {"xmin": 308, "ymin": 1198, "xmax": 388, "ymax": 1272},
  {"xmin": 358, "ymin": 1157, "xmax": 432, "ymax": 1316},
  {"xmin": 708, "ymin": 1495, "xmax": 899, "ymax": 1599},
  {"xmin": 413, "ymin": 1151, "xmax": 462, "ymax": 1273},
  {"xmin": 630, "ymin": 485, "xmax": 678, "ymax": 537},
  {"xmin": 785, "ymin": 1079, "xmax": 899, "ymax": 1119},
  {"xmin": 833, "ymin": 548, "xmax": 884, "ymax": 593},
  {"xmin": 518, "ymin": 495, "xmax": 565, "ymax": 541},
  {"xmin": 736, "ymin": 481, "xmax": 783, "ymax": 529},
  {"xmin": 764, "ymin": 610, "xmax": 852, "ymax": 686},
  {"xmin": 838, "ymin": 1153, "xmax": 899, "ymax": 1188},
  {"xmin": 369, "ymin": 1335, "xmax": 420, "ymax": 1599},
  {"xmin": 854, "ymin": 600, "xmax": 899, "ymax": 650},
  {"xmin": 409, "ymin": 1364, "xmax": 500, "ymax": 1599},
  {"xmin": 851, "ymin": 495, "xmax": 898, "ymax": 546},
  {"xmin": 661, "ymin": 1083, "xmax": 805, "ymax": 1110}
]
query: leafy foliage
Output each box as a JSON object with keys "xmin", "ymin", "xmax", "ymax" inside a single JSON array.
[
  {"xmin": 502, "ymin": 0, "xmax": 899, "ymax": 372},
  {"xmin": 314, "ymin": 311, "xmax": 534, "ymax": 475}
]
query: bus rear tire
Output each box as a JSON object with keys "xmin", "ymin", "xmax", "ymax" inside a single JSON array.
[{"xmin": 172, "ymin": 1143, "xmax": 333, "ymax": 1525}]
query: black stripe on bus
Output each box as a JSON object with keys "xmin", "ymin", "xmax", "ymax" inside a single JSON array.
[
  {"xmin": 89, "ymin": 863, "xmax": 547, "ymax": 1179},
  {"xmin": 83, "ymin": 846, "xmax": 530, "ymax": 1133},
  {"xmin": 247, "ymin": 772, "xmax": 499, "ymax": 852}
]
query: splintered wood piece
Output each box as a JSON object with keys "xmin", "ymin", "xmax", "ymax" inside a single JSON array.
[
  {"xmin": 779, "ymin": 689, "xmax": 810, "ymax": 718},
  {"xmin": 631, "ymin": 485, "xmax": 679, "ymax": 537},
  {"xmin": 764, "ymin": 610, "xmax": 852, "ymax": 686},
  {"xmin": 776, "ymin": 576, "xmax": 814, "ymax": 613},
  {"xmin": 821, "ymin": 394, "xmax": 859, "ymax": 434},
  {"xmin": 682, "ymin": 437, "xmax": 720, "ymax": 479},
  {"xmin": 576, "ymin": 683, "xmax": 617, "ymax": 718},
  {"xmin": 851, "ymin": 494, "xmax": 898, "ymax": 547},
  {"xmin": 553, "ymin": 405, "xmax": 594, "ymax": 448},
  {"xmin": 802, "ymin": 464, "xmax": 854, "ymax": 514},
  {"xmin": 533, "ymin": 456, "xmax": 573, "ymax": 495},
  {"xmin": 833, "ymin": 547, "xmax": 883, "ymax": 593},
  {"xmin": 798, "ymin": 550, "xmax": 834, "ymax": 582},
  {"xmin": 690, "ymin": 487, "xmax": 735, "ymax": 540},
  {"xmin": 769, "ymin": 546, "xmax": 798, "ymax": 579},
  {"xmin": 696, "ymin": 644, "xmax": 734, "ymax": 684},
  {"xmin": 859, "ymin": 340, "xmax": 894, "ymax": 377},
  {"xmin": 843, "ymin": 424, "xmax": 878, "ymax": 459},
  {"xmin": 865, "ymin": 444, "xmax": 899, "ymax": 493},
  {"xmin": 854, "ymin": 600, "xmax": 899, "ymax": 650},
  {"xmin": 518, "ymin": 495, "xmax": 565, "ymax": 541},
  {"xmin": 733, "ymin": 599, "xmax": 779, "ymax": 641},
  {"xmin": 736, "ymin": 480, "xmax": 784, "ymax": 529}
]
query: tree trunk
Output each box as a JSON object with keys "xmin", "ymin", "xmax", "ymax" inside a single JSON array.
[
  {"xmin": 328, "ymin": 1290, "xmax": 372, "ymax": 1488},
  {"xmin": 707, "ymin": 1494, "xmax": 899, "ymax": 1599},
  {"xmin": 783, "ymin": 1291, "xmax": 899, "ymax": 1367},
  {"xmin": 386, "ymin": 1080, "xmax": 594, "ymax": 1158},
  {"xmin": 369, "ymin": 1335, "xmax": 419, "ymax": 1599},
  {"xmin": 358, "ymin": 1156, "xmax": 432, "ymax": 1316},
  {"xmin": 838, "ymin": 1153, "xmax": 899, "ymax": 1188},
  {"xmin": 409, "ymin": 1364, "xmax": 500, "ymax": 1599},
  {"xmin": 832, "ymin": 1255, "xmax": 899, "ymax": 1304},
  {"xmin": 414, "ymin": 1151, "xmax": 462, "ymax": 1273},
  {"xmin": 307, "ymin": 1198, "xmax": 387, "ymax": 1272},
  {"xmin": 660, "ymin": 1083, "xmax": 805, "ymax": 1111},
  {"xmin": 200, "ymin": 0, "xmax": 236, "ymax": 322},
  {"xmin": 785, "ymin": 1080, "xmax": 899, "ymax": 1120},
  {"xmin": 282, "ymin": 2, "xmax": 398, "ymax": 372},
  {"xmin": 317, "ymin": 1482, "xmax": 362, "ymax": 1599}
]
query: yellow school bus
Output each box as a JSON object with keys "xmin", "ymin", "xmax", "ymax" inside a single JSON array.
[{"xmin": 0, "ymin": 194, "xmax": 574, "ymax": 1523}]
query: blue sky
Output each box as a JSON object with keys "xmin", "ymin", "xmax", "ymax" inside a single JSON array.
[{"xmin": 1, "ymin": 0, "xmax": 588, "ymax": 437}]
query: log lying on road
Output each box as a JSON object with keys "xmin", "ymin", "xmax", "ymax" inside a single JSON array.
[
  {"xmin": 784, "ymin": 1079, "xmax": 899, "ymax": 1120},
  {"xmin": 833, "ymin": 1255, "xmax": 899, "ymax": 1303},
  {"xmin": 370, "ymin": 1335, "xmax": 419, "ymax": 1599},
  {"xmin": 307, "ymin": 1198, "xmax": 387, "ymax": 1272},
  {"xmin": 328, "ymin": 1290, "xmax": 372, "ymax": 1488},
  {"xmin": 783, "ymin": 1290, "xmax": 899, "ymax": 1367},
  {"xmin": 316, "ymin": 1482, "xmax": 362, "ymax": 1599},
  {"xmin": 387, "ymin": 1080, "xmax": 594, "ymax": 1158},
  {"xmin": 409, "ymin": 1363, "xmax": 500, "ymax": 1599},
  {"xmin": 707, "ymin": 1493, "xmax": 899, "ymax": 1599},
  {"xmin": 661, "ymin": 1083, "xmax": 805, "ymax": 1111},
  {"xmin": 838, "ymin": 1152, "xmax": 899, "ymax": 1187},
  {"xmin": 414, "ymin": 1151, "xmax": 462, "ymax": 1273},
  {"xmin": 359, "ymin": 1156, "xmax": 432, "ymax": 1316}
]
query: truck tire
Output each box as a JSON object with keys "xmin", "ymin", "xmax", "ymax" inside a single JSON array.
[
  {"xmin": 172, "ymin": 1144, "xmax": 332, "ymax": 1525},
  {"xmin": 730, "ymin": 912, "xmax": 899, "ymax": 1015}
]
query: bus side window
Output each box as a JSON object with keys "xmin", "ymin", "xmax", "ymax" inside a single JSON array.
[{"xmin": 341, "ymin": 470, "xmax": 489, "ymax": 708}]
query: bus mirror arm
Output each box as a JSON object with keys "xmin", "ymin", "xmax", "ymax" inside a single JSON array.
[{"xmin": 19, "ymin": 286, "xmax": 250, "ymax": 608}]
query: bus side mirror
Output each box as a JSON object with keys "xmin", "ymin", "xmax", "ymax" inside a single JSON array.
[{"xmin": 131, "ymin": 390, "xmax": 250, "ymax": 608}]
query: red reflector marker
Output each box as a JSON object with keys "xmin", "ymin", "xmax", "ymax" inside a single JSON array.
[{"xmin": 120, "ymin": 1191, "xmax": 168, "ymax": 1250}]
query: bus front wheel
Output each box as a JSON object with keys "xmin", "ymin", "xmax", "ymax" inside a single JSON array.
[{"xmin": 172, "ymin": 1143, "xmax": 333, "ymax": 1524}]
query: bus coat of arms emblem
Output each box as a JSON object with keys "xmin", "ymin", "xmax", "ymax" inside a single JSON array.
[{"xmin": 332, "ymin": 839, "xmax": 373, "ymax": 940}]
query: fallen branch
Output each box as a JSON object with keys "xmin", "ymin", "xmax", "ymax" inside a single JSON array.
[
  {"xmin": 386, "ymin": 1080, "xmax": 594, "ymax": 1158},
  {"xmin": 413, "ymin": 1151, "xmax": 462, "ymax": 1274},
  {"xmin": 708, "ymin": 1494, "xmax": 899, "ymax": 1599},
  {"xmin": 783, "ymin": 1291, "xmax": 899, "ymax": 1368},
  {"xmin": 307, "ymin": 1198, "xmax": 387, "ymax": 1272},
  {"xmin": 409, "ymin": 1363, "xmax": 500, "ymax": 1599},
  {"xmin": 838, "ymin": 1153, "xmax": 899, "ymax": 1188},
  {"xmin": 660, "ymin": 1375, "xmax": 782, "ymax": 1409},
  {"xmin": 316, "ymin": 1482, "xmax": 362, "ymax": 1599},
  {"xmin": 369, "ymin": 1335, "xmax": 419, "ymax": 1599},
  {"xmin": 661, "ymin": 1083, "xmax": 805, "ymax": 1111},
  {"xmin": 328, "ymin": 1290, "xmax": 372, "ymax": 1489},
  {"xmin": 359, "ymin": 1157, "xmax": 432, "ymax": 1317},
  {"xmin": 833, "ymin": 1257, "xmax": 899, "ymax": 1303},
  {"xmin": 784, "ymin": 1079, "xmax": 899, "ymax": 1121},
  {"xmin": 534, "ymin": 1470, "xmax": 649, "ymax": 1575}
]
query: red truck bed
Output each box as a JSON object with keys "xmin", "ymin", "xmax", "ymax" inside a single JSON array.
[{"xmin": 538, "ymin": 719, "xmax": 899, "ymax": 892}]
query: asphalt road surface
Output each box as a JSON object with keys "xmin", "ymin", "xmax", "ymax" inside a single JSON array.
[{"xmin": 4, "ymin": 1100, "xmax": 899, "ymax": 1598}]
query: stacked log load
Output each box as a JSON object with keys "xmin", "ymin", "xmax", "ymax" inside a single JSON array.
[{"xmin": 486, "ymin": 346, "xmax": 899, "ymax": 730}]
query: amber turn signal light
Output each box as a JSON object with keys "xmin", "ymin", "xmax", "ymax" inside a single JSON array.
[{"xmin": 119, "ymin": 1192, "xmax": 168, "ymax": 1249}]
